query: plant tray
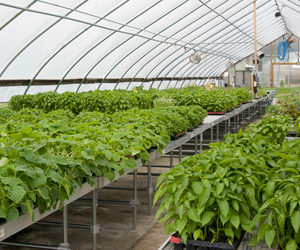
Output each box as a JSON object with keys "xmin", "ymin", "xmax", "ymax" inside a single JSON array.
[
  {"xmin": 226, "ymin": 109, "xmax": 234, "ymax": 113},
  {"xmin": 236, "ymin": 104, "xmax": 242, "ymax": 108},
  {"xmin": 171, "ymin": 232, "xmax": 245, "ymax": 250},
  {"xmin": 287, "ymin": 131, "xmax": 300, "ymax": 137},
  {"xmin": 207, "ymin": 111, "xmax": 226, "ymax": 115}
]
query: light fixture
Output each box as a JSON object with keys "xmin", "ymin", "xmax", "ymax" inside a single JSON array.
[
  {"xmin": 275, "ymin": 3, "xmax": 286, "ymax": 17},
  {"xmin": 189, "ymin": 51, "xmax": 201, "ymax": 64}
]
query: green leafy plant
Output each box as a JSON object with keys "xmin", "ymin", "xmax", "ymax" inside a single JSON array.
[
  {"xmin": 155, "ymin": 116, "xmax": 300, "ymax": 249},
  {"xmin": 0, "ymin": 105, "xmax": 206, "ymax": 223},
  {"xmin": 247, "ymin": 115, "xmax": 291, "ymax": 144},
  {"xmin": 8, "ymin": 87, "xmax": 254, "ymax": 114},
  {"xmin": 154, "ymin": 129, "xmax": 269, "ymax": 244},
  {"xmin": 280, "ymin": 80, "xmax": 285, "ymax": 88},
  {"xmin": 153, "ymin": 97, "xmax": 176, "ymax": 108}
]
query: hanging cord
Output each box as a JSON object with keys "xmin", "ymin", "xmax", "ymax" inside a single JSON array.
[{"xmin": 269, "ymin": 41, "xmax": 289, "ymax": 105}]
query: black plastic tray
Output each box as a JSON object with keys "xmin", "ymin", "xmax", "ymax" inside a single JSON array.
[{"xmin": 172, "ymin": 231, "xmax": 245, "ymax": 250}]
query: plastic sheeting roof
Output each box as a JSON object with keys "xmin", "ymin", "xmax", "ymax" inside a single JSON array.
[{"xmin": 0, "ymin": 0, "xmax": 298, "ymax": 97}]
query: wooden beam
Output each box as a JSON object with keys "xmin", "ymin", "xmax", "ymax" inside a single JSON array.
[
  {"xmin": 270, "ymin": 43, "xmax": 274, "ymax": 88},
  {"xmin": 273, "ymin": 63, "xmax": 298, "ymax": 65}
]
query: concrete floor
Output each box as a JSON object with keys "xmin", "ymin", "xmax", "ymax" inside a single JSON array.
[{"xmin": 0, "ymin": 157, "xmax": 179, "ymax": 250}]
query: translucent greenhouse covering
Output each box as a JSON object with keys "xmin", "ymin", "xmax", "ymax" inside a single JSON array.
[{"xmin": 0, "ymin": 0, "xmax": 298, "ymax": 101}]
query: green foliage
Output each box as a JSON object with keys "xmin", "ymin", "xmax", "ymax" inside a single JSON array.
[
  {"xmin": 267, "ymin": 102, "xmax": 300, "ymax": 121},
  {"xmin": 248, "ymin": 115, "xmax": 291, "ymax": 144},
  {"xmin": 153, "ymin": 97, "xmax": 176, "ymax": 108},
  {"xmin": 280, "ymin": 80, "xmax": 285, "ymax": 88},
  {"xmin": 0, "ymin": 105, "xmax": 207, "ymax": 223},
  {"xmin": 154, "ymin": 115, "xmax": 300, "ymax": 248},
  {"xmin": 257, "ymin": 88, "xmax": 267, "ymax": 97},
  {"xmin": 293, "ymin": 116, "xmax": 300, "ymax": 133},
  {"xmin": 8, "ymin": 87, "xmax": 255, "ymax": 114}
]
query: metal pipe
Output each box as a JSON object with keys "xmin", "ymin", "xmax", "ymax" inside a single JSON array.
[
  {"xmin": 63, "ymin": 205, "xmax": 68, "ymax": 244},
  {"xmin": 148, "ymin": 162, "xmax": 152, "ymax": 215},
  {"xmin": 179, "ymin": 145, "xmax": 182, "ymax": 163},
  {"xmin": 170, "ymin": 151, "xmax": 173, "ymax": 168},
  {"xmin": 35, "ymin": 221, "xmax": 90, "ymax": 230},
  {"xmin": 92, "ymin": 189, "xmax": 98, "ymax": 250},
  {"xmin": 211, "ymin": 126, "xmax": 213, "ymax": 143},
  {"xmin": 195, "ymin": 134, "xmax": 198, "ymax": 155},
  {"xmin": 78, "ymin": 198, "xmax": 131, "ymax": 205},
  {"xmin": 217, "ymin": 124, "xmax": 219, "ymax": 143},
  {"xmin": 0, "ymin": 242, "xmax": 59, "ymax": 249},
  {"xmin": 133, "ymin": 169, "xmax": 138, "ymax": 230},
  {"xmin": 200, "ymin": 133, "xmax": 203, "ymax": 154},
  {"xmin": 103, "ymin": 186, "xmax": 146, "ymax": 191}
]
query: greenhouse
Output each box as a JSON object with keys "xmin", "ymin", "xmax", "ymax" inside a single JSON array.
[{"xmin": 0, "ymin": 0, "xmax": 300, "ymax": 250}]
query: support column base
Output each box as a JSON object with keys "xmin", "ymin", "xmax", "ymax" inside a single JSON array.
[{"xmin": 58, "ymin": 243, "xmax": 72, "ymax": 250}]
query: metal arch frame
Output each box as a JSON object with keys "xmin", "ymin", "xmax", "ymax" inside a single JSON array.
[
  {"xmin": 189, "ymin": 58, "xmax": 227, "ymax": 82},
  {"xmin": 118, "ymin": 0, "xmax": 239, "ymax": 86},
  {"xmin": 177, "ymin": 55, "xmax": 226, "ymax": 87},
  {"xmin": 36, "ymin": 0, "xmax": 192, "ymax": 43},
  {"xmin": 274, "ymin": 0, "xmax": 290, "ymax": 33},
  {"xmin": 178, "ymin": 56, "xmax": 224, "ymax": 87},
  {"xmin": 25, "ymin": 0, "xmax": 131, "ymax": 93},
  {"xmin": 160, "ymin": 29, "xmax": 253, "ymax": 89},
  {"xmin": 95, "ymin": 3, "xmax": 249, "ymax": 90},
  {"xmin": 149, "ymin": 0, "xmax": 279, "ymax": 87},
  {"xmin": 164, "ymin": 60, "xmax": 192, "ymax": 89},
  {"xmin": 147, "ymin": 2, "xmax": 269, "ymax": 87},
  {"xmin": 283, "ymin": 13, "xmax": 300, "ymax": 27},
  {"xmin": 0, "ymin": 2, "xmax": 215, "ymax": 85},
  {"xmin": 119, "ymin": 2, "xmax": 218, "ymax": 89},
  {"xmin": 242, "ymin": 9, "xmax": 285, "ymax": 35},
  {"xmin": 35, "ymin": 0, "xmax": 129, "ymax": 91},
  {"xmin": 177, "ymin": 32, "xmax": 269, "ymax": 87},
  {"xmin": 0, "ymin": 2, "xmax": 197, "ymax": 47},
  {"xmin": 188, "ymin": 58, "xmax": 229, "ymax": 85},
  {"xmin": 0, "ymin": 0, "xmax": 37, "ymax": 30},
  {"xmin": 198, "ymin": 0, "xmax": 264, "ymax": 47},
  {"xmin": 285, "ymin": 0, "xmax": 300, "ymax": 19},
  {"xmin": 171, "ymin": 57, "xmax": 221, "ymax": 89},
  {"xmin": 80, "ymin": 0, "xmax": 190, "ymax": 92},
  {"xmin": 0, "ymin": 0, "xmax": 292, "ymax": 90},
  {"xmin": 57, "ymin": 0, "xmax": 171, "ymax": 92},
  {"xmin": 77, "ymin": 0, "xmax": 168, "ymax": 91},
  {"xmin": 177, "ymin": 40, "xmax": 254, "ymax": 85},
  {"xmin": 130, "ymin": 1, "xmax": 242, "ymax": 87},
  {"xmin": 148, "ymin": 0, "xmax": 258, "ymax": 88},
  {"xmin": 97, "ymin": 0, "xmax": 204, "ymax": 91},
  {"xmin": 0, "ymin": 0, "xmax": 89, "ymax": 79}
]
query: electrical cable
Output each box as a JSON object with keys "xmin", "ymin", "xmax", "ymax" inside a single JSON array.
[{"xmin": 269, "ymin": 40, "xmax": 288, "ymax": 105}]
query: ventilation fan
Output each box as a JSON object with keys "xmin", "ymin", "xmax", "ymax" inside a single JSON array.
[
  {"xmin": 189, "ymin": 52, "xmax": 201, "ymax": 64},
  {"xmin": 226, "ymin": 61, "xmax": 234, "ymax": 69}
]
